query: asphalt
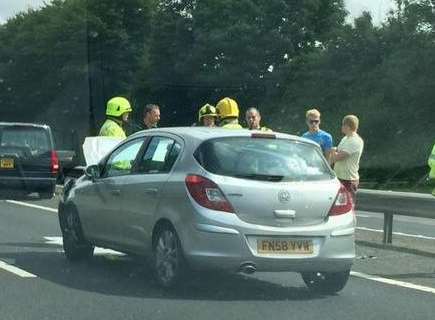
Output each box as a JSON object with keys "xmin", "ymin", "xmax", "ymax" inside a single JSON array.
[{"xmin": 0, "ymin": 197, "xmax": 434, "ymax": 320}]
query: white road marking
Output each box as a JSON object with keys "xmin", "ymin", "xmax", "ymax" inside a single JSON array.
[
  {"xmin": 356, "ymin": 214, "xmax": 370, "ymax": 218},
  {"xmin": 356, "ymin": 227, "xmax": 435, "ymax": 240},
  {"xmin": 5, "ymin": 200, "xmax": 57, "ymax": 213},
  {"xmin": 0, "ymin": 260, "xmax": 37, "ymax": 278},
  {"xmin": 351, "ymin": 271, "xmax": 435, "ymax": 295},
  {"xmin": 356, "ymin": 211, "xmax": 435, "ymax": 226},
  {"xmin": 6, "ymin": 201, "xmax": 433, "ymax": 240},
  {"xmin": 44, "ymin": 236, "xmax": 125, "ymax": 256}
]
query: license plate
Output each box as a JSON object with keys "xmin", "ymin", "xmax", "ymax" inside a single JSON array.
[
  {"xmin": 0, "ymin": 158, "xmax": 14, "ymax": 169},
  {"xmin": 257, "ymin": 238, "xmax": 313, "ymax": 254}
]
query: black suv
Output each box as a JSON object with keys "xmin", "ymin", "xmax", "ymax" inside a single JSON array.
[{"xmin": 0, "ymin": 122, "xmax": 58, "ymax": 199}]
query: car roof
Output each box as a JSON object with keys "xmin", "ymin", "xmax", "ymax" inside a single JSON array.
[
  {"xmin": 130, "ymin": 126, "xmax": 319, "ymax": 147},
  {"xmin": 0, "ymin": 122, "xmax": 50, "ymax": 130}
]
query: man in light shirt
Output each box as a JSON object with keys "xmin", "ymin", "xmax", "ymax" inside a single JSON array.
[{"xmin": 331, "ymin": 115, "xmax": 364, "ymax": 202}]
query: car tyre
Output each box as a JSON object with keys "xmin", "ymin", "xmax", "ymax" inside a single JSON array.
[
  {"xmin": 301, "ymin": 270, "xmax": 350, "ymax": 294},
  {"xmin": 39, "ymin": 191, "xmax": 54, "ymax": 199},
  {"xmin": 39, "ymin": 185, "xmax": 56, "ymax": 199},
  {"xmin": 60, "ymin": 206, "xmax": 94, "ymax": 261},
  {"xmin": 152, "ymin": 225, "xmax": 187, "ymax": 288}
]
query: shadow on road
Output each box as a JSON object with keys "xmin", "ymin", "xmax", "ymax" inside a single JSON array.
[
  {"xmin": 0, "ymin": 249, "xmax": 328, "ymax": 301},
  {"xmin": 356, "ymin": 240, "xmax": 435, "ymax": 259}
]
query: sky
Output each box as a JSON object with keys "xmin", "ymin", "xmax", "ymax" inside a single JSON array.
[
  {"xmin": 346, "ymin": 0, "xmax": 396, "ymax": 24},
  {"xmin": 0, "ymin": 0, "xmax": 396, "ymax": 25}
]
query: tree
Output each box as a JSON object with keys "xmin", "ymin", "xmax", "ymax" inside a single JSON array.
[
  {"xmin": 0, "ymin": 0, "xmax": 153, "ymax": 143},
  {"xmin": 140, "ymin": 0, "xmax": 347, "ymax": 126}
]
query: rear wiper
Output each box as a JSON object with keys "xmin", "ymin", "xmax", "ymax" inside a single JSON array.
[{"xmin": 235, "ymin": 174, "xmax": 284, "ymax": 182}]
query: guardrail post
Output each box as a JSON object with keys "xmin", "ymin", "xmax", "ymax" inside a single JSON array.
[{"xmin": 383, "ymin": 212, "xmax": 393, "ymax": 244}]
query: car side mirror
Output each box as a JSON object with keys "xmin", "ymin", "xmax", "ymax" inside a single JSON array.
[{"xmin": 84, "ymin": 165, "xmax": 100, "ymax": 181}]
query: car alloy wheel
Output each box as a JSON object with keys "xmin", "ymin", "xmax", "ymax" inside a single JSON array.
[{"xmin": 153, "ymin": 227, "xmax": 185, "ymax": 287}]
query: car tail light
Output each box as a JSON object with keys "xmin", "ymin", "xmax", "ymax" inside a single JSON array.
[
  {"xmin": 328, "ymin": 185, "xmax": 354, "ymax": 216},
  {"xmin": 185, "ymin": 175, "xmax": 234, "ymax": 213},
  {"xmin": 51, "ymin": 150, "xmax": 59, "ymax": 174}
]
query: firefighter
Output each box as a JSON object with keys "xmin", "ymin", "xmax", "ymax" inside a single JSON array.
[
  {"xmin": 198, "ymin": 103, "xmax": 218, "ymax": 127},
  {"xmin": 216, "ymin": 97, "xmax": 243, "ymax": 129},
  {"xmin": 99, "ymin": 97, "xmax": 132, "ymax": 138},
  {"xmin": 428, "ymin": 143, "xmax": 435, "ymax": 196}
]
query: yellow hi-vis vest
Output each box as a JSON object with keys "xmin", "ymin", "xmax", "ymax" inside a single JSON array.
[
  {"xmin": 99, "ymin": 119, "xmax": 127, "ymax": 139},
  {"xmin": 220, "ymin": 118, "xmax": 243, "ymax": 129},
  {"xmin": 428, "ymin": 143, "xmax": 435, "ymax": 179}
]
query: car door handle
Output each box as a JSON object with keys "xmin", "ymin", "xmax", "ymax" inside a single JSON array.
[
  {"xmin": 110, "ymin": 189, "xmax": 121, "ymax": 196},
  {"xmin": 274, "ymin": 210, "xmax": 296, "ymax": 219},
  {"xmin": 144, "ymin": 188, "xmax": 158, "ymax": 195}
]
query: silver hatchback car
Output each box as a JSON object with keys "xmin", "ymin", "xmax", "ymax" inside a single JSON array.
[{"xmin": 58, "ymin": 127, "xmax": 355, "ymax": 293}]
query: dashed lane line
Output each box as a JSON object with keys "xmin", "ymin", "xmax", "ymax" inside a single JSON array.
[
  {"xmin": 5, "ymin": 199, "xmax": 435, "ymax": 294},
  {"xmin": 44, "ymin": 236, "xmax": 125, "ymax": 256},
  {"xmin": 0, "ymin": 260, "xmax": 37, "ymax": 278}
]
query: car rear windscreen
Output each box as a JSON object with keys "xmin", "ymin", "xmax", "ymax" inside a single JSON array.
[
  {"xmin": 0, "ymin": 126, "xmax": 50, "ymax": 156},
  {"xmin": 194, "ymin": 137, "xmax": 334, "ymax": 182}
]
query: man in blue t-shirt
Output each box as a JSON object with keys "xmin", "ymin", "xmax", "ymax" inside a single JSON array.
[{"xmin": 302, "ymin": 108, "xmax": 333, "ymax": 163}]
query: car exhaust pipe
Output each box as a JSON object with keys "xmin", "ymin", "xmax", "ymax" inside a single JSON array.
[{"xmin": 239, "ymin": 262, "xmax": 257, "ymax": 274}]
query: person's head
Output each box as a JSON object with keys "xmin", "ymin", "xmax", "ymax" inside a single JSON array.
[
  {"xmin": 305, "ymin": 108, "xmax": 321, "ymax": 132},
  {"xmin": 143, "ymin": 104, "xmax": 160, "ymax": 128},
  {"xmin": 105, "ymin": 97, "xmax": 132, "ymax": 123},
  {"xmin": 246, "ymin": 107, "xmax": 262, "ymax": 130},
  {"xmin": 198, "ymin": 103, "xmax": 218, "ymax": 127},
  {"xmin": 341, "ymin": 115, "xmax": 359, "ymax": 135},
  {"xmin": 216, "ymin": 97, "xmax": 239, "ymax": 121}
]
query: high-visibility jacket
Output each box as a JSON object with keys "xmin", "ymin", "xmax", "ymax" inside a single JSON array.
[
  {"xmin": 99, "ymin": 119, "xmax": 126, "ymax": 139},
  {"xmin": 429, "ymin": 143, "xmax": 435, "ymax": 179},
  {"xmin": 220, "ymin": 118, "xmax": 243, "ymax": 129}
]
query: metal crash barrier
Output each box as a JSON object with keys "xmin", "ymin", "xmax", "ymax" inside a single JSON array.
[{"xmin": 356, "ymin": 189, "xmax": 435, "ymax": 244}]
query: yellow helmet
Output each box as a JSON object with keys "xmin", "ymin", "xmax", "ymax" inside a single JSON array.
[
  {"xmin": 216, "ymin": 97, "xmax": 239, "ymax": 119},
  {"xmin": 106, "ymin": 97, "xmax": 132, "ymax": 117},
  {"xmin": 198, "ymin": 103, "xmax": 217, "ymax": 122}
]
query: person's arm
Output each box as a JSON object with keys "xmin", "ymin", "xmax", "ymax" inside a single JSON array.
[
  {"xmin": 324, "ymin": 149, "xmax": 332, "ymax": 164},
  {"xmin": 323, "ymin": 134, "xmax": 334, "ymax": 164},
  {"xmin": 332, "ymin": 137, "xmax": 361, "ymax": 163},
  {"xmin": 333, "ymin": 150, "xmax": 350, "ymax": 162}
]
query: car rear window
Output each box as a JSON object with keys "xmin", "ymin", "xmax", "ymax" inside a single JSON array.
[
  {"xmin": 0, "ymin": 126, "xmax": 51, "ymax": 156},
  {"xmin": 194, "ymin": 137, "xmax": 334, "ymax": 182}
]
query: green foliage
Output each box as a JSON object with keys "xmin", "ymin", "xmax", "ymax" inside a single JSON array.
[
  {"xmin": 135, "ymin": 0, "xmax": 346, "ymax": 126},
  {"xmin": 0, "ymin": 0, "xmax": 153, "ymax": 141},
  {"xmin": 270, "ymin": 2, "xmax": 434, "ymax": 171},
  {"xmin": 0, "ymin": 0, "xmax": 434, "ymax": 182}
]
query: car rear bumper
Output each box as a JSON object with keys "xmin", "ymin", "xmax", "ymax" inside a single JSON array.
[
  {"xmin": 0, "ymin": 176, "xmax": 56, "ymax": 196},
  {"xmin": 179, "ymin": 213, "xmax": 355, "ymax": 273}
]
